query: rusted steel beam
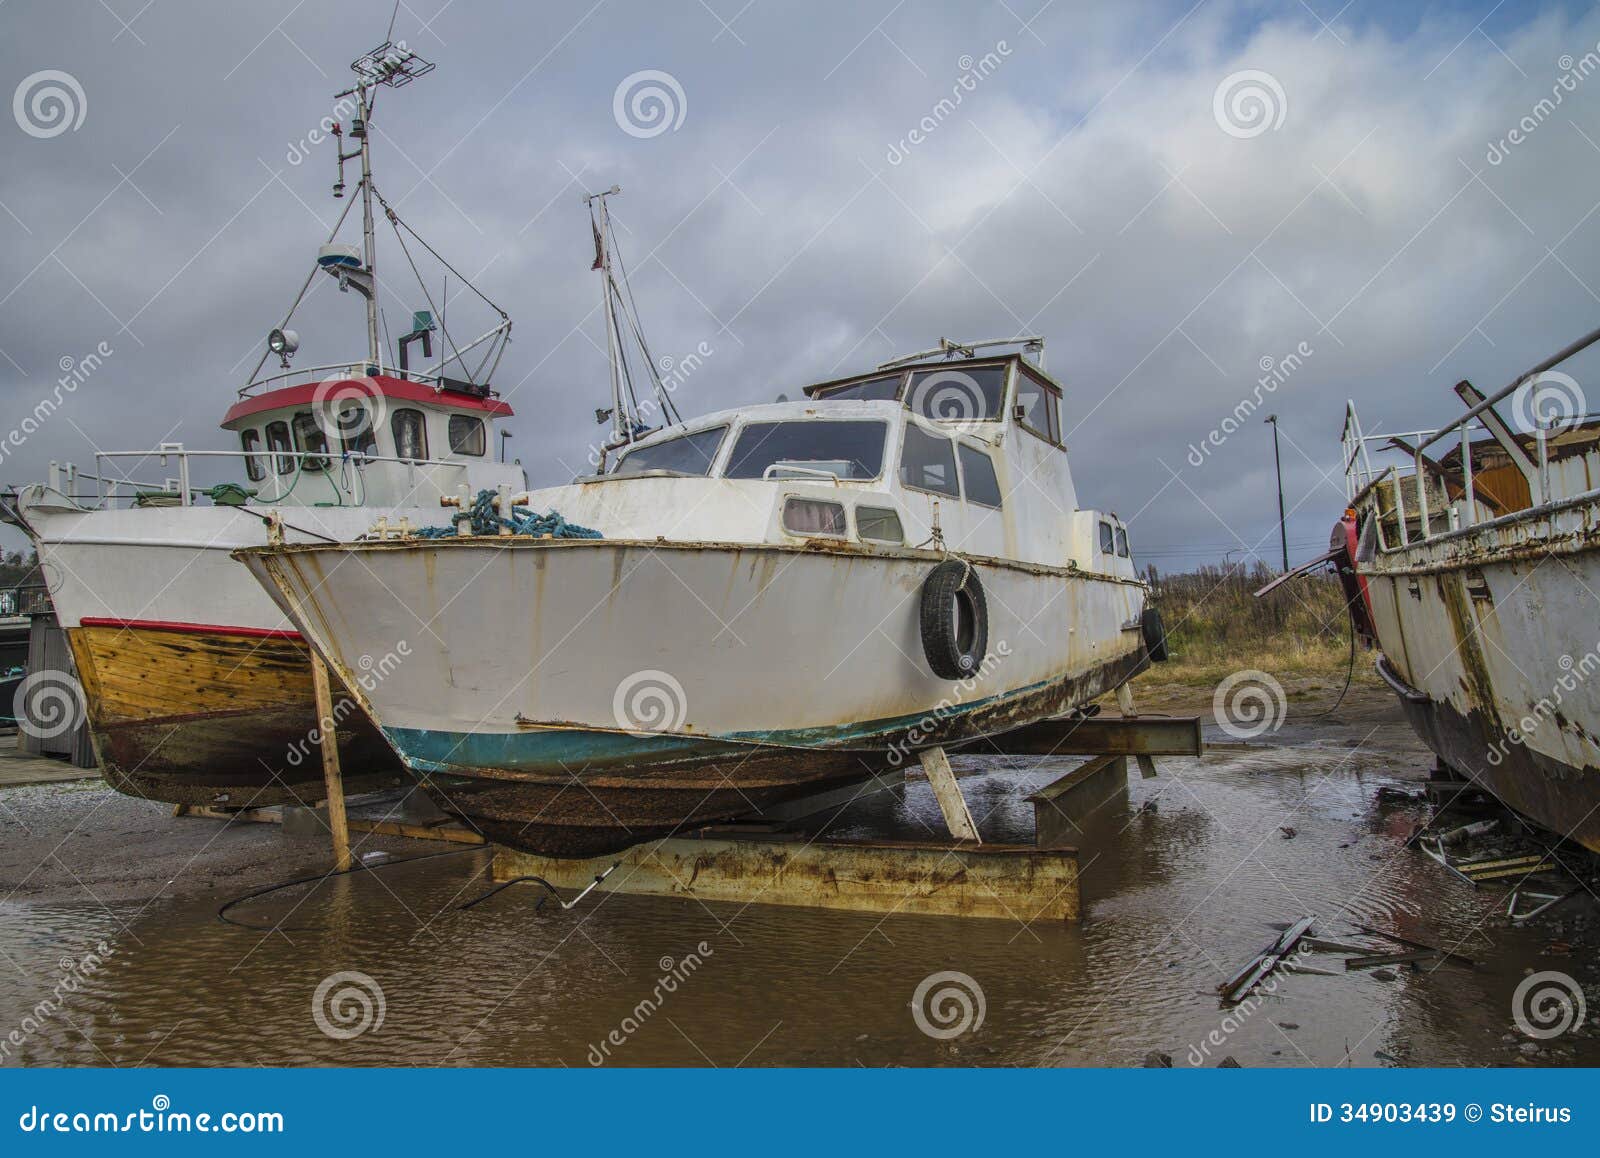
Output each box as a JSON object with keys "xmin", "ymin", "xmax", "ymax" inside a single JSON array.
[
  {"xmin": 976, "ymin": 715, "xmax": 1202, "ymax": 757},
  {"xmin": 492, "ymin": 833, "xmax": 1081, "ymax": 921},
  {"xmin": 1027, "ymin": 755, "xmax": 1127, "ymax": 849}
]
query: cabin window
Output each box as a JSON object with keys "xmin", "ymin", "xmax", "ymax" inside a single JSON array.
[
  {"xmin": 1115, "ymin": 526, "xmax": 1129, "ymax": 558},
  {"xmin": 1099, "ymin": 520, "xmax": 1115, "ymax": 554},
  {"xmin": 448, "ymin": 414, "xmax": 486, "ymax": 457},
  {"xmin": 613, "ymin": 426, "xmax": 727, "ymax": 477},
  {"xmin": 905, "ymin": 365, "xmax": 1007, "ymax": 424},
  {"xmin": 291, "ymin": 411, "xmax": 329, "ymax": 472},
  {"xmin": 958, "ymin": 444, "xmax": 1003, "ymax": 508},
  {"xmin": 723, "ymin": 420, "xmax": 887, "ymax": 481},
  {"xmin": 856, "ymin": 506, "xmax": 904, "ymax": 543},
  {"xmin": 265, "ymin": 420, "xmax": 294, "ymax": 475},
  {"xmin": 392, "ymin": 408, "xmax": 428, "ymax": 462},
  {"xmin": 1015, "ymin": 372, "xmax": 1061, "ymax": 443},
  {"xmin": 812, "ymin": 374, "xmax": 903, "ymax": 402},
  {"xmin": 240, "ymin": 429, "xmax": 265, "ymax": 482},
  {"xmin": 782, "ymin": 497, "xmax": 846, "ymax": 537},
  {"xmin": 340, "ymin": 406, "xmax": 378, "ymax": 457},
  {"xmin": 899, "ymin": 423, "xmax": 959, "ymax": 497}
]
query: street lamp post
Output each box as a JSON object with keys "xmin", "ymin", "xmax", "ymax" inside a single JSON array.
[{"xmin": 1265, "ymin": 414, "xmax": 1288, "ymax": 572}]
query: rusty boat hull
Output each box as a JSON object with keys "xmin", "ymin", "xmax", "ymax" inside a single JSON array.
[
  {"xmin": 238, "ymin": 536, "xmax": 1152, "ymax": 858},
  {"xmin": 1358, "ymin": 494, "xmax": 1600, "ymax": 854}
]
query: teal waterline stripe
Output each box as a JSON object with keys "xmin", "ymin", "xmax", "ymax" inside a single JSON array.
[{"xmin": 384, "ymin": 675, "xmax": 1059, "ymax": 773}]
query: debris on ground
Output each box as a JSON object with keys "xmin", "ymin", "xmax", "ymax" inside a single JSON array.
[{"xmin": 1219, "ymin": 916, "xmax": 1315, "ymax": 1004}]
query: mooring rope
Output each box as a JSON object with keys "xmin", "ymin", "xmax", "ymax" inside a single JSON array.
[{"xmin": 414, "ymin": 488, "xmax": 603, "ymax": 539}]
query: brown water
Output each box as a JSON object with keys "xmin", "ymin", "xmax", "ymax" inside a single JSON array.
[{"xmin": 2, "ymin": 732, "xmax": 1597, "ymax": 1067}]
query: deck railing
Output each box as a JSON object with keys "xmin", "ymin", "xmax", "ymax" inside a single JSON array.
[{"xmin": 1343, "ymin": 323, "xmax": 1600, "ymax": 550}]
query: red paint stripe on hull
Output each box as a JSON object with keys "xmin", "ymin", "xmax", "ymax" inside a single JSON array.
[{"xmin": 78, "ymin": 617, "xmax": 303, "ymax": 641}]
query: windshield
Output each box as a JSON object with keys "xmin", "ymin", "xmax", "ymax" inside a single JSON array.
[
  {"xmin": 613, "ymin": 426, "xmax": 728, "ymax": 476},
  {"xmin": 723, "ymin": 420, "xmax": 888, "ymax": 480},
  {"xmin": 905, "ymin": 365, "xmax": 1008, "ymax": 423},
  {"xmin": 811, "ymin": 374, "xmax": 903, "ymax": 402}
]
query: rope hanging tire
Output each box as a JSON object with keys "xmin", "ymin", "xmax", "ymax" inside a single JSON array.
[{"xmin": 919, "ymin": 559, "xmax": 989, "ymax": 680}]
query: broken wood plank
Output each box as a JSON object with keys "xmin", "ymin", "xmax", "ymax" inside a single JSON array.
[
  {"xmin": 1344, "ymin": 949, "xmax": 1441, "ymax": 970},
  {"xmin": 1219, "ymin": 916, "xmax": 1315, "ymax": 1004},
  {"xmin": 1354, "ymin": 923, "xmax": 1475, "ymax": 969},
  {"xmin": 1303, "ymin": 936, "xmax": 1376, "ymax": 955}
]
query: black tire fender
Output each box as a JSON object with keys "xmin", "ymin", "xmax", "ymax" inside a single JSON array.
[
  {"xmin": 1141, "ymin": 606, "xmax": 1169, "ymax": 663},
  {"xmin": 919, "ymin": 559, "xmax": 989, "ymax": 680}
]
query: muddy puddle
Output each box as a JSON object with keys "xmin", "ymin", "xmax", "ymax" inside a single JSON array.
[{"xmin": 2, "ymin": 723, "xmax": 1597, "ymax": 1067}]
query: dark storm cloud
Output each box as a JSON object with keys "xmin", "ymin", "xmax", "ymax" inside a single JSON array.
[{"xmin": 2, "ymin": 0, "xmax": 1598, "ymax": 566}]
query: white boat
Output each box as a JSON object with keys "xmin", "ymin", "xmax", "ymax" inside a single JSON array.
[
  {"xmin": 6, "ymin": 40, "xmax": 526, "ymax": 807},
  {"xmin": 238, "ymin": 324, "xmax": 1166, "ymax": 856},
  {"xmin": 1327, "ymin": 325, "xmax": 1600, "ymax": 852}
]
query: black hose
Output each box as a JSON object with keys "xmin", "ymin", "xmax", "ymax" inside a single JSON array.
[{"xmin": 216, "ymin": 846, "xmax": 479, "ymax": 929}]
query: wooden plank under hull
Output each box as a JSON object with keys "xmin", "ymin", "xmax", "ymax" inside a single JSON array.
[{"xmin": 66, "ymin": 623, "xmax": 407, "ymax": 807}]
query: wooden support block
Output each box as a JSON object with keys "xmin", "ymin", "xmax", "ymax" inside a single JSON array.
[
  {"xmin": 919, "ymin": 745, "xmax": 980, "ymax": 842},
  {"xmin": 310, "ymin": 653, "xmax": 352, "ymax": 873}
]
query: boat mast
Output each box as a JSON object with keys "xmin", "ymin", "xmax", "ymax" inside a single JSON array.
[
  {"xmin": 356, "ymin": 86, "xmax": 381, "ymax": 372},
  {"xmin": 586, "ymin": 185, "xmax": 628, "ymax": 447}
]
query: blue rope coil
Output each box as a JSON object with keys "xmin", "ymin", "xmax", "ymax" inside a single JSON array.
[{"xmin": 416, "ymin": 489, "xmax": 603, "ymax": 539}]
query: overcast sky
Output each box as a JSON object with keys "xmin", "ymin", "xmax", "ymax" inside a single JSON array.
[{"xmin": 2, "ymin": 0, "xmax": 1597, "ymax": 568}]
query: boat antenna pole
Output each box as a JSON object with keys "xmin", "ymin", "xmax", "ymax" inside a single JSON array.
[{"xmin": 334, "ymin": 40, "xmax": 436, "ymax": 376}]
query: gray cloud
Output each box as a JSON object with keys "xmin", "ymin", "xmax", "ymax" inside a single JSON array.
[{"xmin": 2, "ymin": 0, "xmax": 1598, "ymax": 568}]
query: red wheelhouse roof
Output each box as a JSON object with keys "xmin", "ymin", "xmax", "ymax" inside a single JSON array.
[{"xmin": 221, "ymin": 373, "xmax": 513, "ymax": 427}]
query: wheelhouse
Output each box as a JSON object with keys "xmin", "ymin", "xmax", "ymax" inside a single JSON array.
[
  {"xmin": 580, "ymin": 353, "xmax": 1135, "ymax": 577},
  {"xmin": 219, "ymin": 371, "xmax": 519, "ymax": 508}
]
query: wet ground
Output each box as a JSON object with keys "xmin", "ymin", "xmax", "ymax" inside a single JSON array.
[{"xmin": 2, "ymin": 683, "xmax": 1598, "ymax": 1068}]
